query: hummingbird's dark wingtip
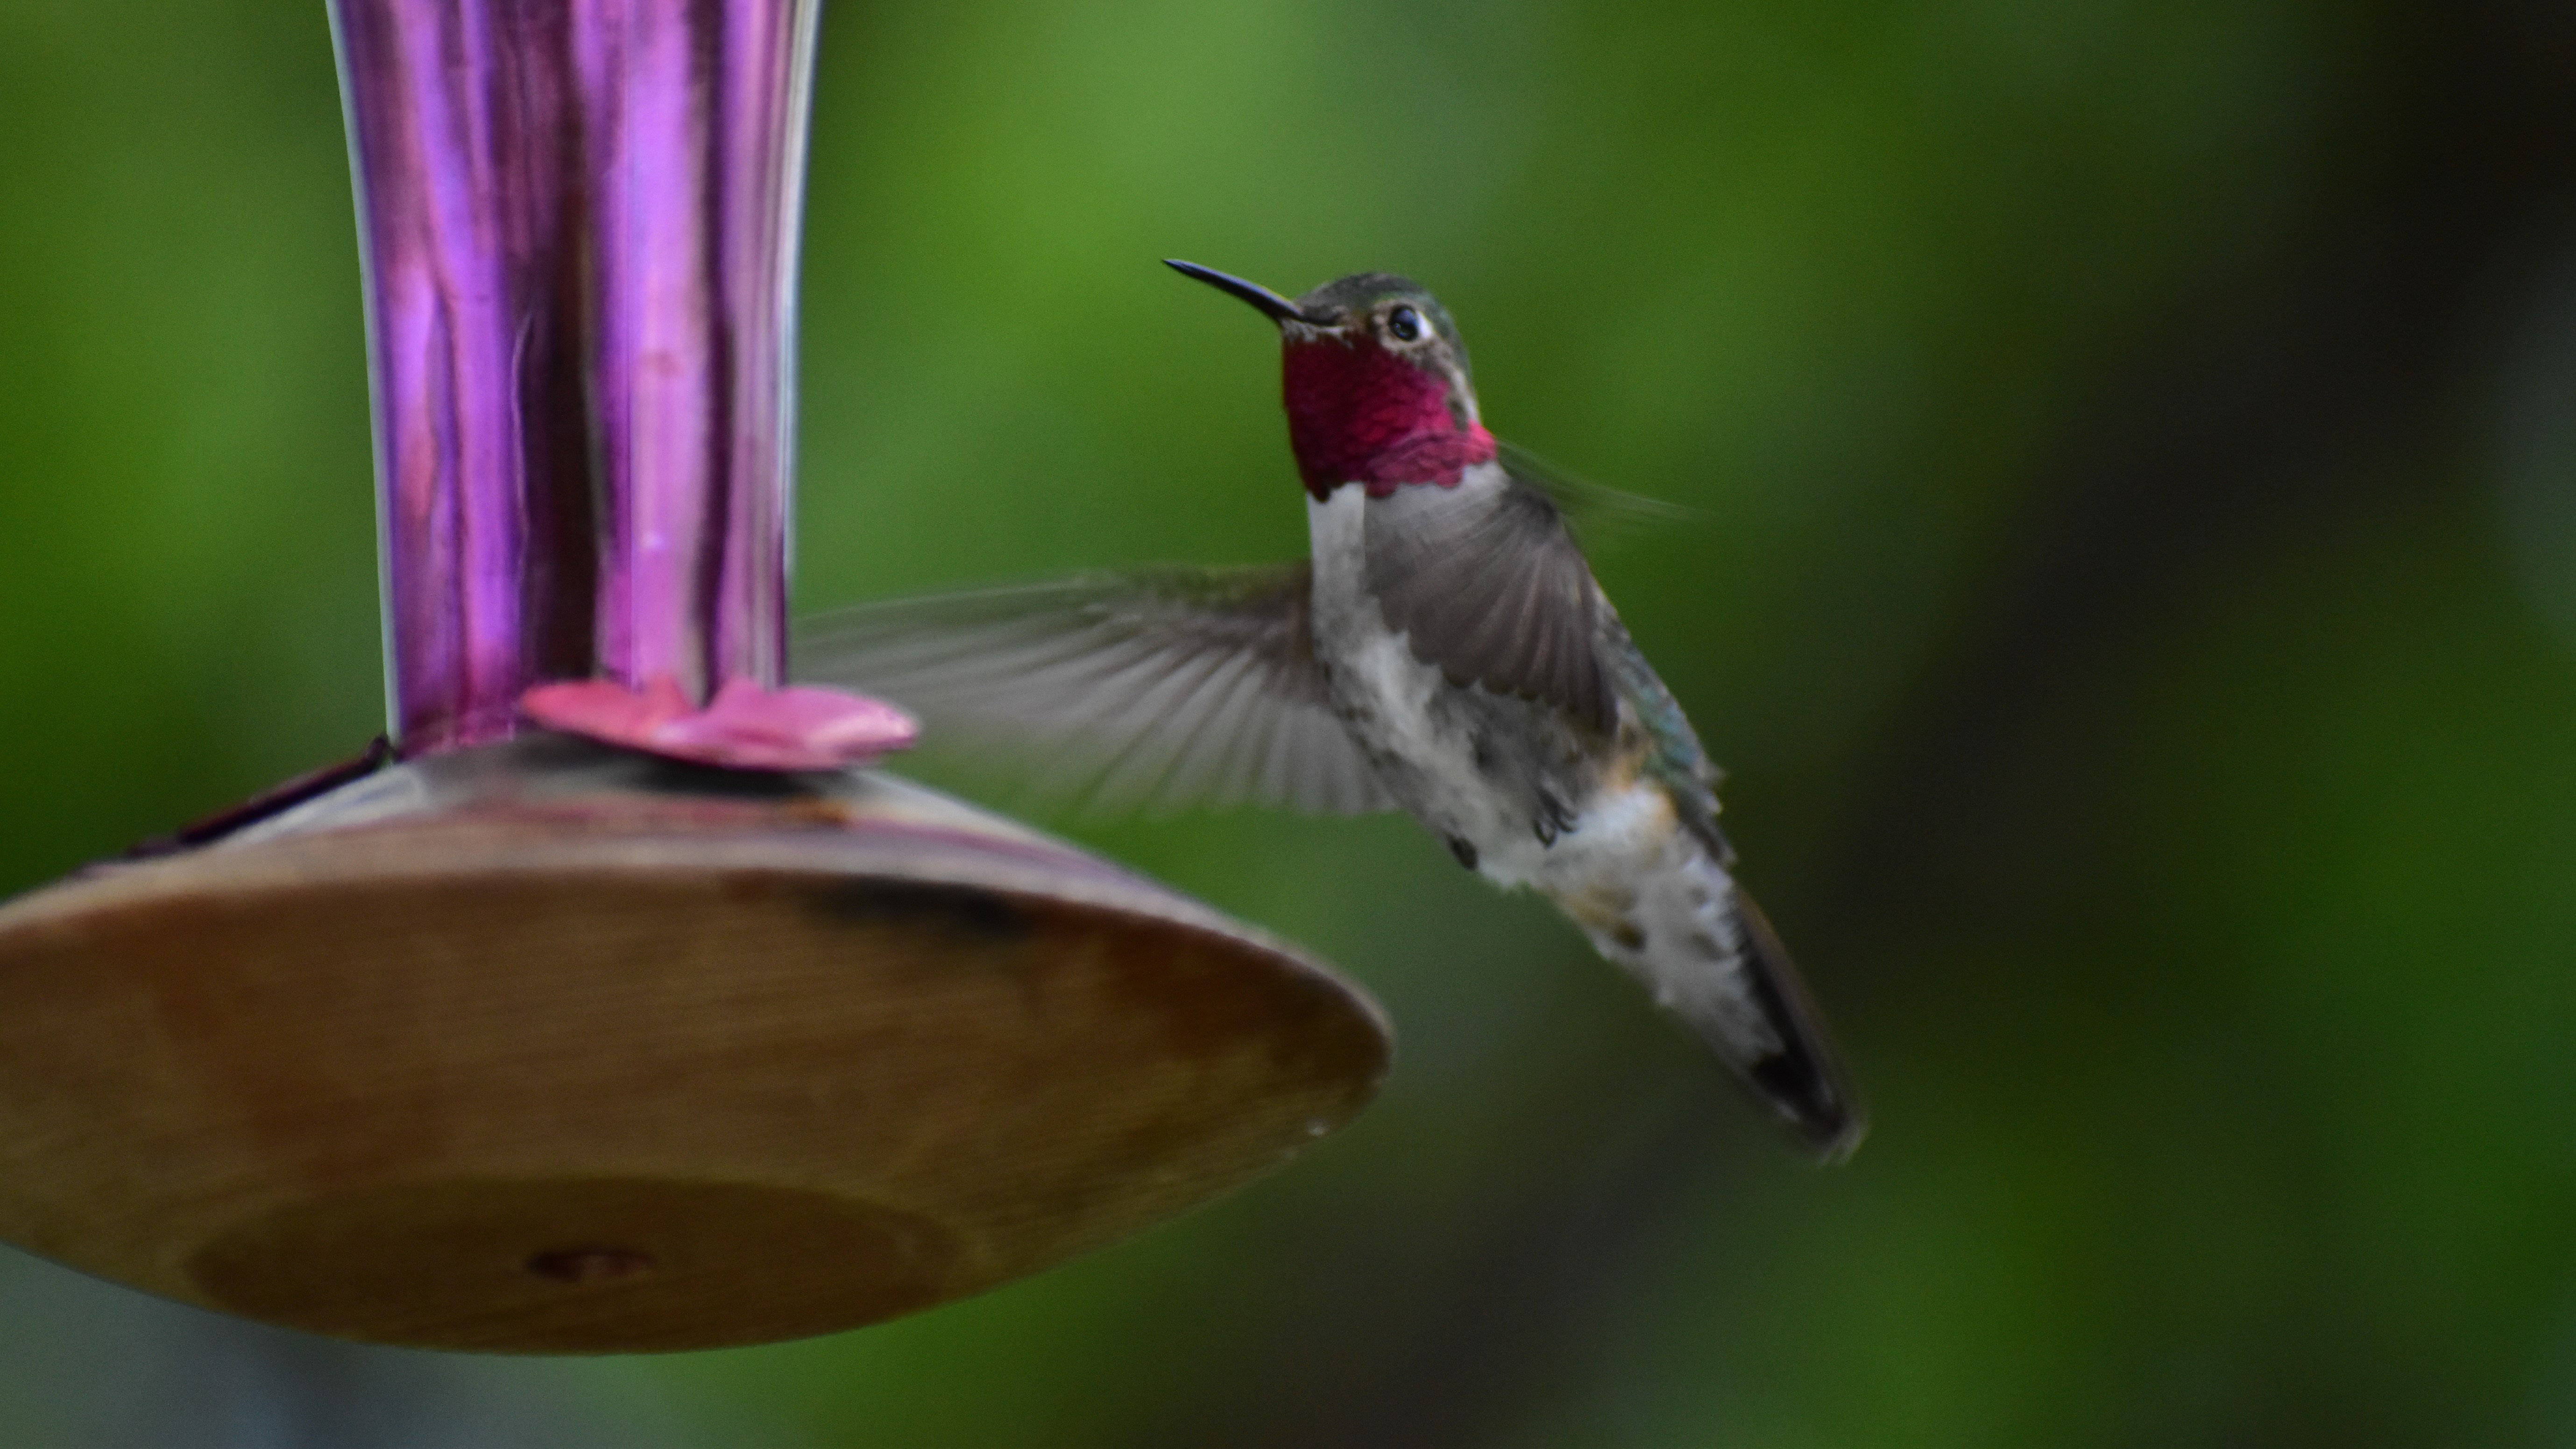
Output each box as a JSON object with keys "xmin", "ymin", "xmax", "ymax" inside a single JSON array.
[{"xmin": 1164, "ymin": 259, "xmax": 1314, "ymax": 326}]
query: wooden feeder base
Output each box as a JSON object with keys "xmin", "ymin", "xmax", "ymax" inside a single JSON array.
[{"xmin": 0, "ymin": 740, "xmax": 1388, "ymax": 1353}]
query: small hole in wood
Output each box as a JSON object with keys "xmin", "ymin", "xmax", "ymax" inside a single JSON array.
[{"xmin": 525, "ymin": 1245, "xmax": 655, "ymax": 1285}]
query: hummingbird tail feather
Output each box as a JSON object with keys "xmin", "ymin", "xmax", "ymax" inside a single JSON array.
[
  {"xmin": 1606, "ymin": 849, "xmax": 1865, "ymax": 1162},
  {"xmin": 1723, "ymin": 888, "xmax": 1866, "ymax": 1161}
]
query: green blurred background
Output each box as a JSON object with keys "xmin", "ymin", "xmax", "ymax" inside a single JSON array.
[{"xmin": 5, "ymin": 0, "xmax": 2576, "ymax": 1444}]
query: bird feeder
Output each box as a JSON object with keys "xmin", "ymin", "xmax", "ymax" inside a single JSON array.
[{"xmin": 0, "ymin": 0, "xmax": 1387, "ymax": 1354}]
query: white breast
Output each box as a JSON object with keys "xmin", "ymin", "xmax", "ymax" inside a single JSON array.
[
  {"xmin": 1304, "ymin": 476, "xmax": 1674, "ymax": 902},
  {"xmin": 1304, "ymin": 484, "xmax": 1465, "ymax": 806}
]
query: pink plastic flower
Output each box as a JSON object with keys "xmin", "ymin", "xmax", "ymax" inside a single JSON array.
[{"xmin": 521, "ymin": 674, "xmax": 918, "ymax": 771}]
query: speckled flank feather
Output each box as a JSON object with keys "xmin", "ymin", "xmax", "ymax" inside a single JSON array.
[{"xmin": 1603, "ymin": 619, "xmax": 1733, "ymax": 860}]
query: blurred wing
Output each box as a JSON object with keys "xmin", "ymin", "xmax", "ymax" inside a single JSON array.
[
  {"xmin": 1495, "ymin": 441, "xmax": 1700, "ymax": 551},
  {"xmin": 1364, "ymin": 478, "xmax": 1619, "ymax": 733},
  {"xmin": 794, "ymin": 564, "xmax": 1395, "ymax": 817}
]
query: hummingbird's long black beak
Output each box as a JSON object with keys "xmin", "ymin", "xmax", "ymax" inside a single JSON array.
[{"xmin": 1164, "ymin": 259, "xmax": 1316, "ymax": 326}]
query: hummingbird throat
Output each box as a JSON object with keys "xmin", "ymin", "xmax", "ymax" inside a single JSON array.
[{"xmin": 1282, "ymin": 335, "xmax": 1495, "ymax": 500}]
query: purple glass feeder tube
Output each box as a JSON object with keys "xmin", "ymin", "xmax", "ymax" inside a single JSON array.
[{"xmin": 332, "ymin": 0, "xmax": 819, "ymax": 755}]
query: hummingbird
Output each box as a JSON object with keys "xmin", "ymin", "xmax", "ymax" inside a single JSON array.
[{"xmin": 800, "ymin": 261, "xmax": 1864, "ymax": 1160}]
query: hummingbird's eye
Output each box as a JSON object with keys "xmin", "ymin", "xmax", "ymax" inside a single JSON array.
[{"xmin": 1385, "ymin": 305, "xmax": 1425, "ymax": 344}]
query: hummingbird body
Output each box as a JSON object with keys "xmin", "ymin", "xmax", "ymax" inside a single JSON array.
[
  {"xmin": 1305, "ymin": 448, "xmax": 1838, "ymax": 1145},
  {"xmin": 1302, "ymin": 467, "xmax": 1606, "ymax": 877},
  {"xmin": 1309, "ymin": 468, "xmax": 1702, "ymax": 940},
  {"xmin": 801, "ymin": 263, "xmax": 1864, "ymax": 1159}
]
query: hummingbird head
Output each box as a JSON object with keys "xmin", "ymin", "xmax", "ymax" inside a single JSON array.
[{"xmin": 1167, "ymin": 261, "xmax": 1498, "ymax": 500}]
